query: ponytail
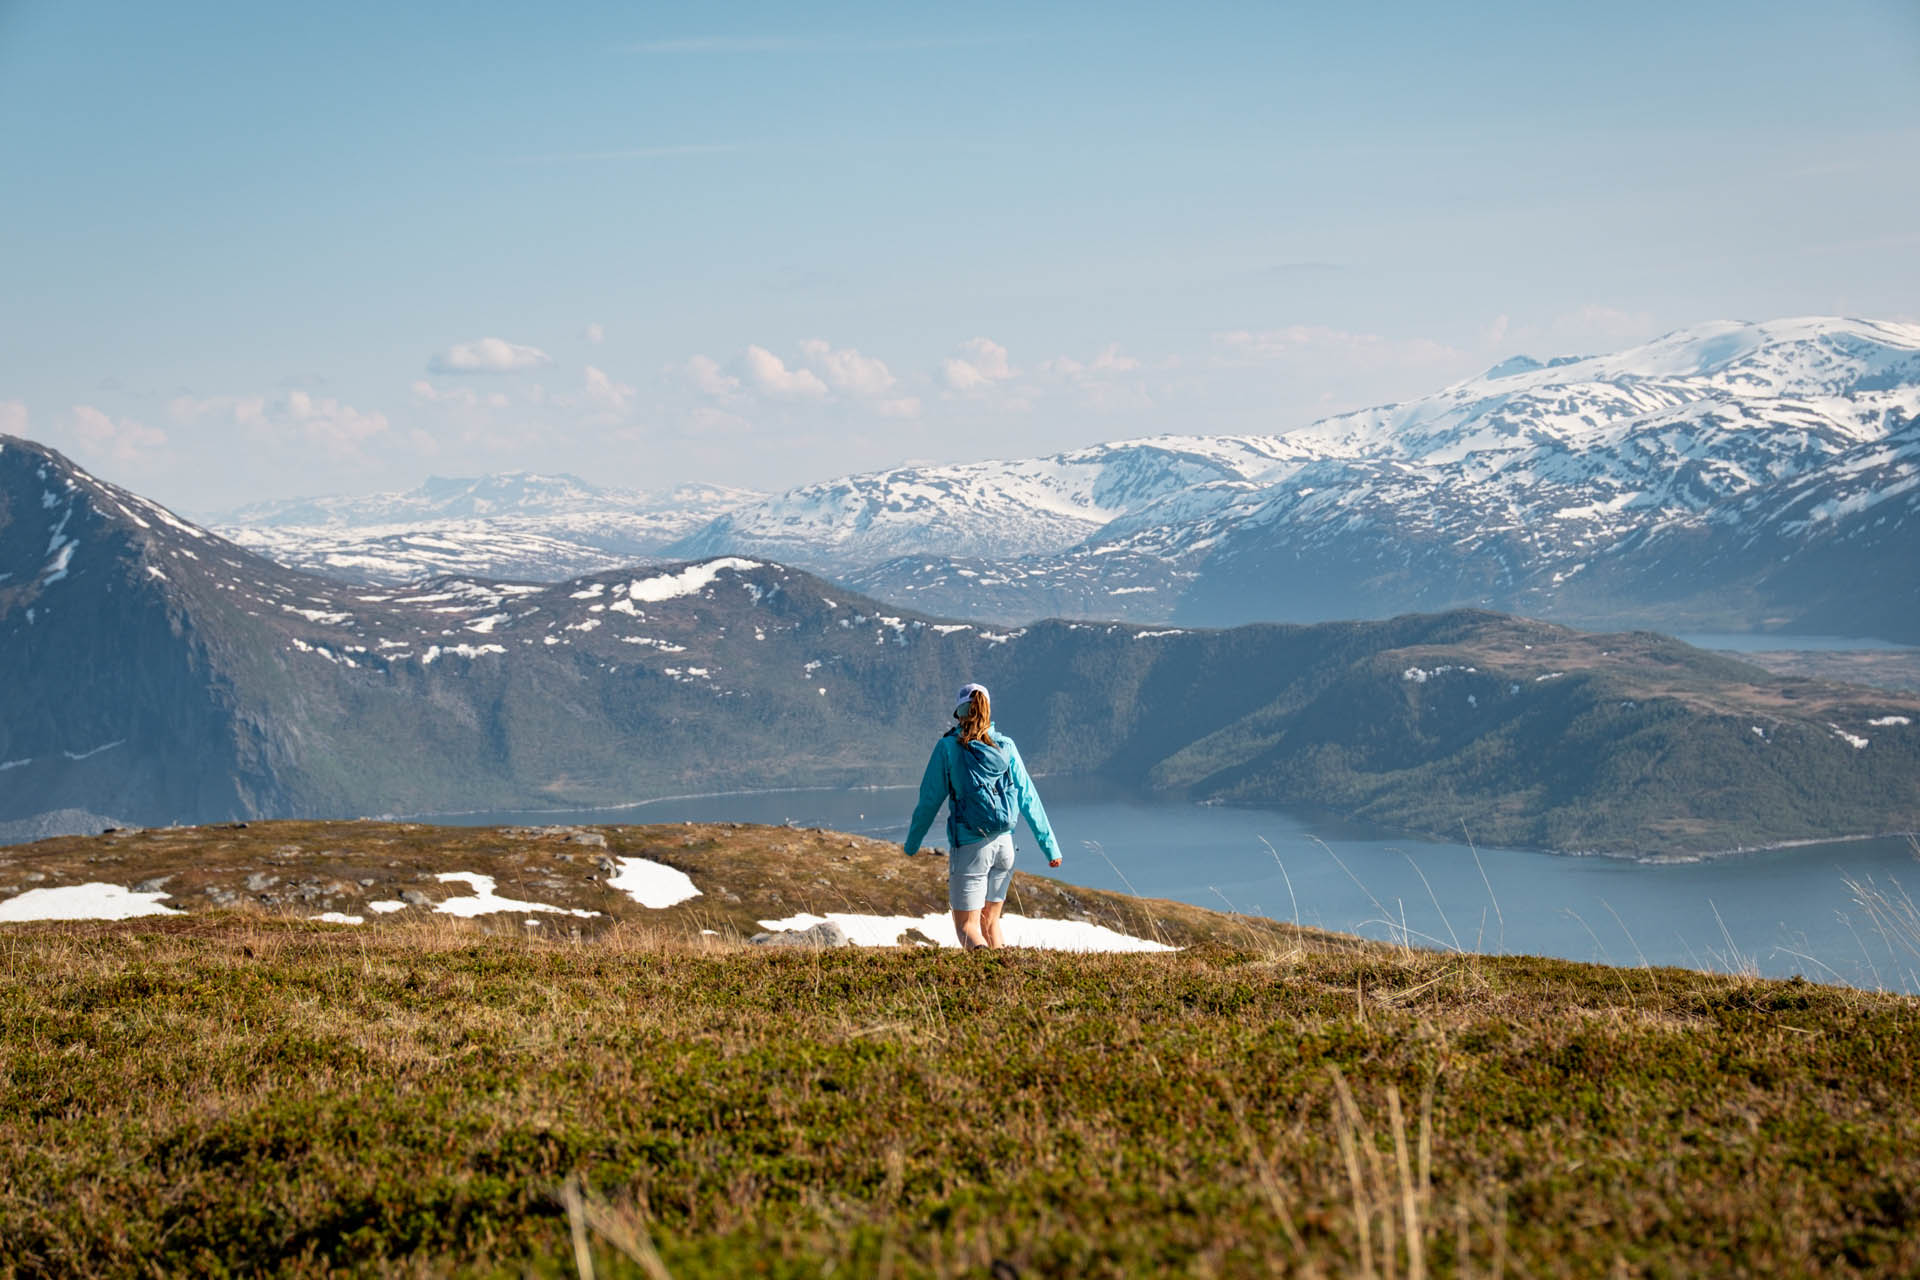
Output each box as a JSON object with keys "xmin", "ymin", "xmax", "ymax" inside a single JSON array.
[{"xmin": 955, "ymin": 689, "xmax": 993, "ymax": 747}]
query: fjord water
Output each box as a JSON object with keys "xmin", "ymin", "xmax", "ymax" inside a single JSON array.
[
  {"xmin": 449, "ymin": 781, "xmax": 1920, "ymax": 993},
  {"xmin": 1676, "ymin": 633, "xmax": 1916, "ymax": 653}
]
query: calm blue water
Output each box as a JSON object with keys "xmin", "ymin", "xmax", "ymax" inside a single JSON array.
[
  {"xmin": 1679, "ymin": 632, "xmax": 1915, "ymax": 653},
  {"xmin": 438, "ymin": 781, "xmax": 1920, "ymax": 992}
]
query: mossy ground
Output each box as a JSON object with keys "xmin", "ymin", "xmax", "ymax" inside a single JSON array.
[{"xmin": 5, "ymin": 903, "xmax": 1920, "ymax": 1277}]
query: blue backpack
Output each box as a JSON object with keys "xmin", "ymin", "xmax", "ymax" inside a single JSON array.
[{"xmin": 948, "ymin": 729, "xmax": 1018, "ymax": 841}]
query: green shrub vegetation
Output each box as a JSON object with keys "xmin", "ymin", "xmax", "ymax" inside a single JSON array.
[{"xmin": 5, "ymin": 911, "xmax": 1919, "ymax": 1277}]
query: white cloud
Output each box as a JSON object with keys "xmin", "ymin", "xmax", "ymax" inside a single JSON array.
[
  {"xmin": 743, "ymin": 345, "xmax": 828, "ymax": 399},
  {"xmin": 582, "ymin": 365, "xmax": 636, "ymax": 414},
  {"xmin": 940, "ymin": 337, "xmax": 1016, "ymax": 391},
  {"xmin": 686, "ymin": 354, "xmax": 742, "ymax": 397},
  {"xmin": 0, "ymin": 400, "xmax": 26, "ymax": 436},
  {"xmin": 1485, "ymin": 314, "xmax": 1511, "ymax": 349},
  {"xmin": 584, "ymin": 322, "xmax": 606, "ymax": 345},
  {"xmin": 428, "ymin": 337, "xmax": 553, "ymax": 375},
  {"xmin": 276, "ymin": 390, "xmax": 389, "ymax": 452},
  {"xmin": 411, "ymin": 380, "xmax": 509, "ymax": 410},
  {"xmin": 797, "ymin": 338, "xmax": 897, "ymax": 398},
  {"xmin": 68, "ymin": 405, "xmax": 167, "ymax": 462},
  {"xmin": 171, "ymin": 390, "xmax": 389, "ymax": 455},
  {"xmin": 876, "ymin": 397, "xmax": 922, "ymax": 419},
  {"xmin": 1042, "ymin": 343, "xmax": 1141, "ymax": 377}
]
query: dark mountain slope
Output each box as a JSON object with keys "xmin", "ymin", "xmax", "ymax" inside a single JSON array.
[{"xmin": 0, "ymin": 438, "xmax": 299, "ymax": 821}]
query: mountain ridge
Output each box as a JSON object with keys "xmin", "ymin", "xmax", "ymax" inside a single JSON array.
[
  {"xmin": 690, "ymin": 315, "xmax": 1920, "ymax": 639},
  {"xmin": 4, "ymin": 433, "xmax": 1917, "ymax": 855},
  {"xmin": 209, "ymin": 472, "xmax": 764, "ymax": 585},
  {"xmin": 199, "ymin": 316, "xmax": 1918, "ymax": 640}
]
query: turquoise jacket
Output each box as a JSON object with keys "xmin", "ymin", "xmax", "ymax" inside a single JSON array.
[{"xmin": 904, "ymin": 726, "xmax": 1061, "ymax": 861}]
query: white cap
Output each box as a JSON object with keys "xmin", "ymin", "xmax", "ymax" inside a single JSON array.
[{"xmin": 953, "ymin": 682, "xmax": 989, "ymax": 717}]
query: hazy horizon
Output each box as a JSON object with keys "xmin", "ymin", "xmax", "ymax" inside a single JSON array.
[{"xmin": 4, "ymin": 1, "xmax": 1917, "ymax": 511}]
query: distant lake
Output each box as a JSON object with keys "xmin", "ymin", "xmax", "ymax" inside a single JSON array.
[
  {"xmin": 439, "ymin": 780, "xmax": 1920, "ymax": 993},
  {"xmin": 1679, "ymin": 632, "xmax": 1916, "ymax": 653}
]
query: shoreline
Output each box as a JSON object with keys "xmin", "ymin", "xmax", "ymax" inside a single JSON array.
[
  {"xmin": 400, "ymin": 783, "xmax": 1912, "ymax": 868},
  {"xmin": 1571, "ymin": 829, "xmax": 1916, "ymax": 866},
  {"xmin": 13, "ymin": 783, "xmax": 1907, "ymax": 867}
]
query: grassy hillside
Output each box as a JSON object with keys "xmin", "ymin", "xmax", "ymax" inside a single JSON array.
[
  {"xmin": 0, "ymin": 820, "xmax": 1279, "ymax": 949},
  {"xmin": 1740, "ymin": 648, "xmax": 1920, "ymax": 696},
  {"xmin": 5, "ymin": 828, "xmax": 1920, "ymax": 1275}
]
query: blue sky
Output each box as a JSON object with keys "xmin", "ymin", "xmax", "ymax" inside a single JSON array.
[{"xmin": 3, "ymin": 0, "xmax": 1917, "ymax": 511}]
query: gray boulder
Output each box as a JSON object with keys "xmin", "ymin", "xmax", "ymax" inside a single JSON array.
[{"xmin": 749, "ymin": 921, "xmax": 850, "ymax": 948}]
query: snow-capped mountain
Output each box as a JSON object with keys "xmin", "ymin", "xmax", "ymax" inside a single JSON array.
[
  {"xmin": 6, "ymin": 435, "xmax": 1917, "ymax": 854},
  {"xmin": 216, "ymin": 471, "xmax": 755, "ymax": 527},
  {"xmin": 695, "ymin": 317, "xmax": 1920, "ymax": 639},
  {"xmin": 211, "ymin": 473, "xmax": 763, "ymax": 585},
  {"xmin": 665, "ymin": 437, "xmax": 1307, "ymax": 566},
  {"xmin": 199, "ymin": 317, "xmax": 1918, "ymax": 638}
]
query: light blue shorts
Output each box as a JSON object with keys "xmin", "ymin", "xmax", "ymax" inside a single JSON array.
[{"xmin": 948, "ymin": 832, "xmax": 1016, "ymax": 911}]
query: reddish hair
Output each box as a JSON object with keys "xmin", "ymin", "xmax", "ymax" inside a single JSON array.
[{"xmin": 956, "ymin": 689, "xmax": 993, "ymax": 747}]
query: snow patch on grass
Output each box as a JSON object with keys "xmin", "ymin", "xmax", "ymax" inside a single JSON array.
[
  {"xmin": 0, "ymin": 883, "xmax": 181, "ymax": 922},
  {"xmin": 757, "ymin": 911, "xmax": 1176, "ymax": 953},
  {"xmin": 432, "ymin": 872, "xmax": 600, "ymax": 919},
  {"xmin": 607, "ymin": 858, "xmax": 702, "ymax": 909}
]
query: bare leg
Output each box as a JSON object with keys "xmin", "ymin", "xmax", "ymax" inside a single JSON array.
[
  {"xmin": 981, "ymin": 899, "xmax": 1007, "ymax": 949},
  {"xmin": 952, "ymin": 908, "xmax": 988, "ymax": 951}
]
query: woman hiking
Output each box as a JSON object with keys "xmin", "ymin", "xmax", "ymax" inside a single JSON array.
[{"xmin": 903, "ymin": 682, "xmax": 1061, "ymax": 950}]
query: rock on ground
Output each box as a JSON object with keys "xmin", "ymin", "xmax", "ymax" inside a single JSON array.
[{"xmin": 749, "ymin": 921, "xmax": 850, "ymax": 948}]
